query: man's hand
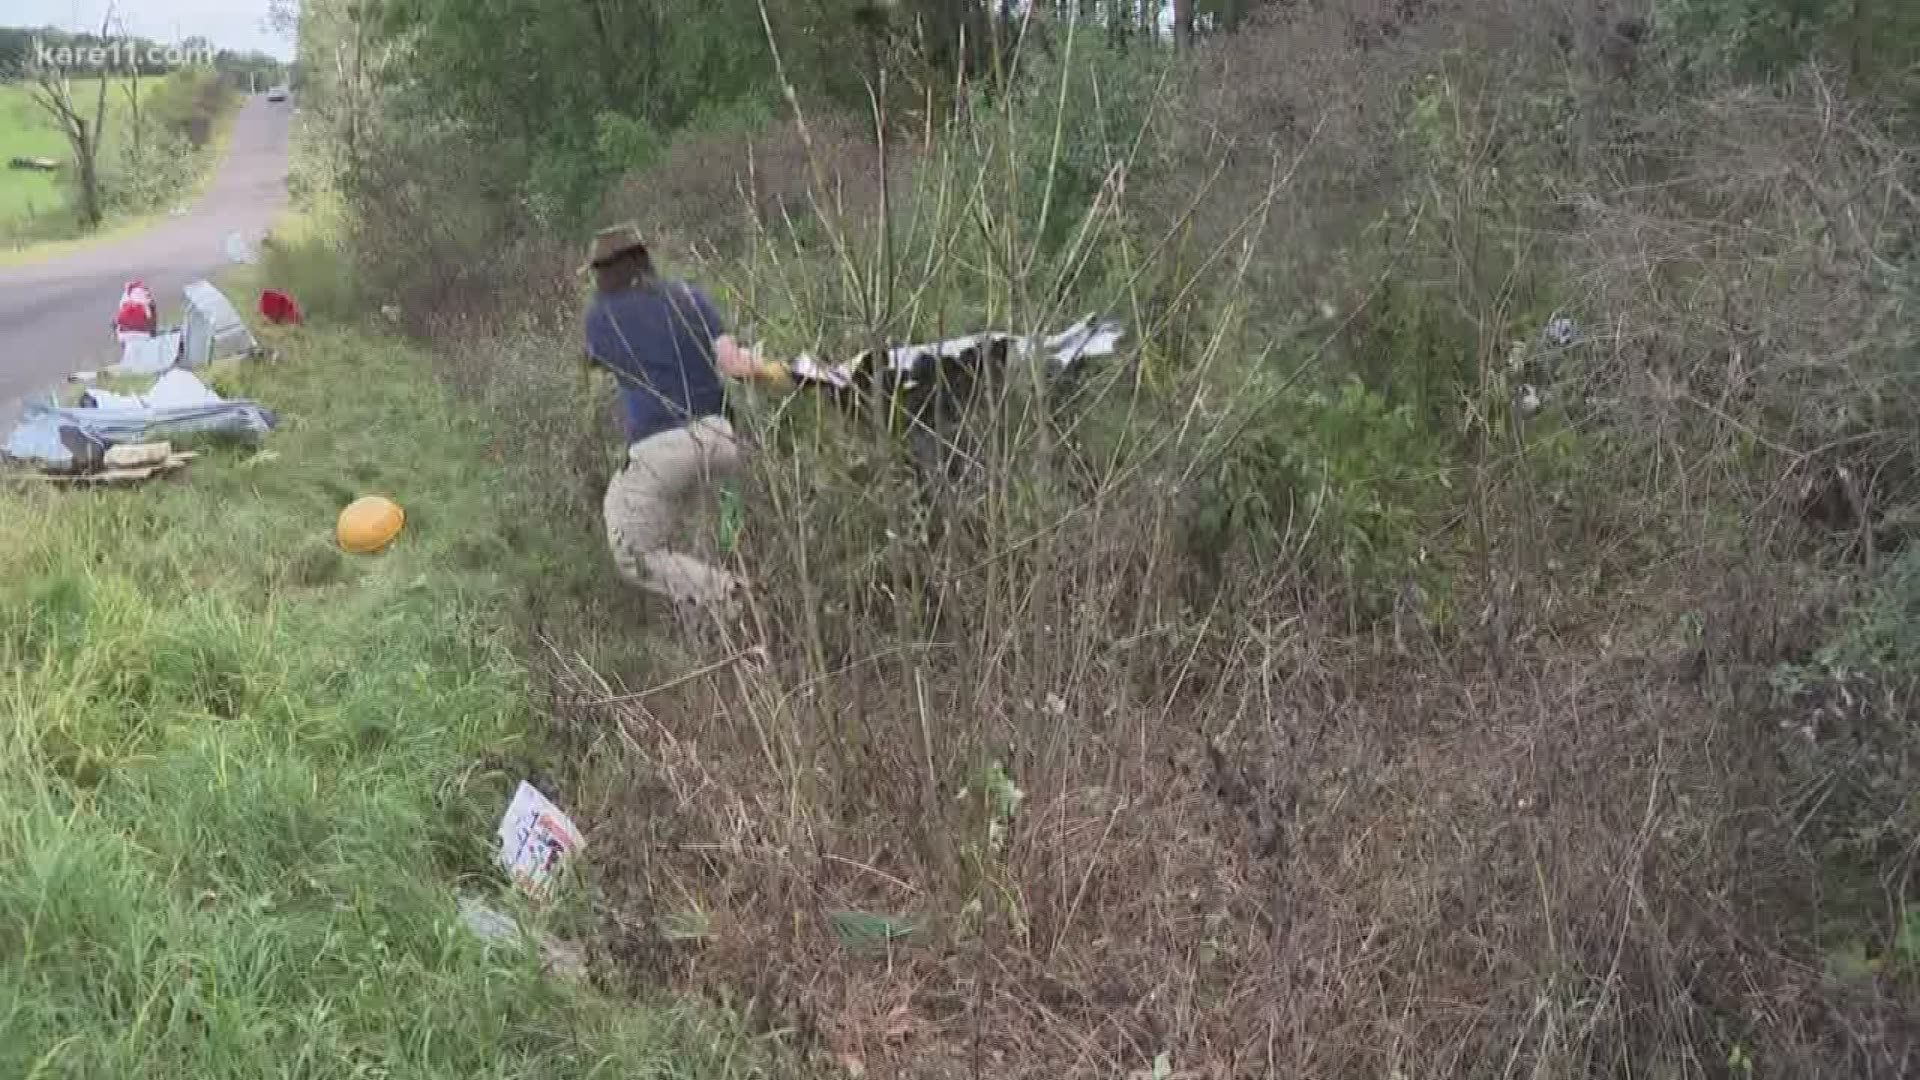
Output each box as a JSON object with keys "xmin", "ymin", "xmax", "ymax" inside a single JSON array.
[
  {"xmin": 714, "ymin": 334, "xmax": 760, "ymax": 381},
  {"xmin": 716, "ymin": 335, "xmax": 794, "ymax": 388}
]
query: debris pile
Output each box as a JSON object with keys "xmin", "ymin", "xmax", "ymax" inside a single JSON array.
[
  {"xmin": 181, "ymin": 280, "xmax": 259, "ymax": 367},
  {"xmin": 3, "ymin": 280, "xmax": 275, "ymax": 484}
]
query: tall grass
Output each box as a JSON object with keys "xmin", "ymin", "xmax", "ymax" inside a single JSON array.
[{"xmin": 321, "ymin": 3, "xmax": 1920, "ymax": 1076}]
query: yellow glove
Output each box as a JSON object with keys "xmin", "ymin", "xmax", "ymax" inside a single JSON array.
[{"xmin": 753, "ymin": 358, "xmax": 795, "ymax": 390}]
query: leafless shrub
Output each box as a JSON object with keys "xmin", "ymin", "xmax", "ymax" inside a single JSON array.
[
  {"xmin": 538, "ymin": 32, "xmax": 1920, "ymax": 1076},
  {"xmin": 337, "ymin": 3, "xmax": 1920, "ymax": 1075},
  {"xmin": 603, "ymin": 115, "xmax": 891, "ymax": 263},
  {"xmin": 345, "ymin": 123, "xmax": 580, "ymax": 341},
  {"xmin": 1566, "ymin": 70, "xmax": 1920, "ymax": 559}
]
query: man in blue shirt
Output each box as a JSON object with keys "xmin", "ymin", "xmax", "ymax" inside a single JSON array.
[{"xmin": 582, "ymin": 223, "xmax": 771, "ymax": 615}]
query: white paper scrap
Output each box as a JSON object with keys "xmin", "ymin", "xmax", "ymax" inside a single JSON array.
[{"xmin": 495, "ymin": 781, "xmax": 583, "ymax": 897}]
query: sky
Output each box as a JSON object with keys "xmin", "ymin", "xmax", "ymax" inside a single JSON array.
[{"xmin": 8, "ymin": 0, "xmax": 292, "ymax": 60}]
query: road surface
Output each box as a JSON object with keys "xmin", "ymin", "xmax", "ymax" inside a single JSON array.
[{"xmin": 0, "ymin": 94, "xmax": 291, "ymax": 427}]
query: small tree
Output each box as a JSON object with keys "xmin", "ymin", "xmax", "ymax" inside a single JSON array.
[
  {"xmin": 117, "ymin": 15, "xmax": 144, "ymax": 164},
  {"xmin": 25, "ymin": 6, "xmax": 117, "ymax": 231}
]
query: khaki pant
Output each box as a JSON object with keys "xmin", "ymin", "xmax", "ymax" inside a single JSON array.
[{"xmin": 604, "ymin": 416, "xmax": 743, "ymax": 610}]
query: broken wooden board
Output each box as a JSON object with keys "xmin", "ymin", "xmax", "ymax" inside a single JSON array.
[{"xmin": 20, "ymin": 452, "xmax": 200, "ymax": 486}]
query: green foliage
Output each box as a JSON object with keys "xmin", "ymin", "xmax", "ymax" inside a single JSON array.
[
  {"xmin": 102, "ymin": 129, "xmax": 193, "ymax": 212},
  {"xmin": 1189, "ymin": 372, "xmax": 1454, "ymax": 611},
  {"xmin": 1657, "ymin": 0, "xmax": 1830, "ymax": 76},
  {"xmin": 596, "ymin": 111, "xmax": 666, "ymax": 175},
  {"xmin": 1352, "ymin": 276, "xmax": 1481, "ymax": 439},
  {"xmin": 259, "ymin": 201, "xmax": 362, "ymax": 323},
  {"xmin": 998, "ymin": 33, "xmax": 1172, "ymax": 258},
  {"xmin": 1655, "ymin": 0, "xmax": 1920, "ymax": 86},
  {"xmin": 1898, "ymin": 906, "xmax": 1920, "ymax": 977},
  {"xmin": 365, "ymin": 0, "xmax": 784, "ymax": 225},
  {"xmin": 1769, "ymin": 545, "xmax": 1920, "ymax": 911},
  {"xmin": 145, "ymin": 66, "xmax": 228, "ymax": 147},
  {"xmin": 1794, "ymin": 546, "xmax": 1920, "ymax": 686}
]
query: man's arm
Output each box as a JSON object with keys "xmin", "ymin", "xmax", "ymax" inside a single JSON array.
[{"xmin": 690, "ymin": 285, "xmax": 789, "ymax": 387}]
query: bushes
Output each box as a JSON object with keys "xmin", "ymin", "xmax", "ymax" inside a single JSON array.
[
  {"xmin": 144, "ymin": 66, "xmax": 227, "ymax": 148},
  {"xmin": 99, "ymin": 67, "xmax": 233, "ymax": 218},
  {"xmin": 288, "ymin": 1, "xmax": 1920, "ymax": 1074}
]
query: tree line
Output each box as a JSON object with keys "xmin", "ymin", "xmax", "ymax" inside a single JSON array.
[
  {"xmin": 289, "ymin": 0, "xmax": 1267, "ymax": 226},
  {"xmin": 1, "ymin": 25, "xmax": 285, "ymax": 88}
]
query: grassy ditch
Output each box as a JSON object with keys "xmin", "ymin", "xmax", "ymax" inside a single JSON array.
[{"xmin": 0, "ymin": 327, "xmax": 763, "ymax": 1078}]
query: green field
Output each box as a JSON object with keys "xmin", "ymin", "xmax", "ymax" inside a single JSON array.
[{"xmin": 0, "ymin": 80, "xmax": 76, "ymax": 230}]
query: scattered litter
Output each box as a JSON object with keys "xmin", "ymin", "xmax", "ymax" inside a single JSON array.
[
  {"xmin": 457, "ymin": 895, "xmax": 588, "ymax": 980},
  {"xmin": 1542, "ymin": 315, "xmax": 1579, "ymax": 349},
  {"xmin": 787, "ymin": 353, "xmax": 852, "ymax": 389},
  {"xmin": 225, "ymin": 231, "xmax": 259, "ymax": 265},
  {"xmin": 1030, "ymin": 315, "xmax": 1127, "ymax": 367},
  {"xmin": 78, "ymin": 387, "xmax": 143, "ymax": 410},
  {"xmin": 5, "ymin": 420, "xmax": 104, "ymax": 474},
  {"xmin": 336, "ymin": 495, "xmax": 406, "ymax": 553},
  {"xmin": 181, "ymin": 280, "xmax": 257, "ymax": 368},
  {"xmin": 68, "ymin": 371, "xmax": 98, "ymax": 385},
  {"xmin": 496, "ymin": 781, "xmax": 583, "ymax": 899},
  {"xmin": 115, "ymin": 330, "xmax": 183, "ymax": 375},
  {"xmin": 6, "ymin": 413, "xmax": 90, "ymax": 471},
  {"xmin": 80, "ymin": 370, "xmax": 224, "ymax": 412},
  {"xmin": 259, "ymin": 289, "xmax": 303, "ymax": 325},
  {"xmin": 4, "ymin": 391, "xmax": 274, "ymax": 472},
  {"xmin": 146, "ymin": 369, "xmax": 224, "ymax": 410},
  {"xmin": 458, "ymin": 896, "xmax": 519, "ymax": 941},
  {"xmin": 8, "ymin": 155, "xmax": 60, "ymax": 171}
]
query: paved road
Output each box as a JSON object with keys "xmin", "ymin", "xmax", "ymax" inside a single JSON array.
[{"xmin": 0, "ymin": 94, "xmax": 291, "ymax": 427}]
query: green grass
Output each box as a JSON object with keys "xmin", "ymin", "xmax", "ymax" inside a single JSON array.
[
  {"xmin": 0, "ymin": 80, "xmax": 75, "ymax": 229},
  {"xmin": 0, "ymin": 327, "xmax": 762, "ymax": 1078}
]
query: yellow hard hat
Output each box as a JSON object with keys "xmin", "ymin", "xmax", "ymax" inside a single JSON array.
[{"xmin": 337, "ymin": 495, "xmax": 405, "ymax": 554}]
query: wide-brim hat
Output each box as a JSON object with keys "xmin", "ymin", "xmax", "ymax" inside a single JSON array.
[{"xmin": 582, "ymin": 222, "xmax": 648, "ymax": 273}]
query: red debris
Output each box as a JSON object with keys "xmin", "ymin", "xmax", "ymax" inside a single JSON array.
[
  {"xmin": 259, "ymin": 289, "xmax": 303, "ymax": 325},
  {"xmin": 115, "ymin": 280, "xmax": 157, "ymax": 336}
]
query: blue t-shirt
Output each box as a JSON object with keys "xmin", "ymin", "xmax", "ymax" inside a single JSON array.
[{"xmin": 585, "ymin": 282, "xmax": 727, "ymax": 443}]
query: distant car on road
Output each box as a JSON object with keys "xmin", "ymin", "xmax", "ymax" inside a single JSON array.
[{"xmin": 266, "ymin": 87, "xmax": 289, "ymax": 102}]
